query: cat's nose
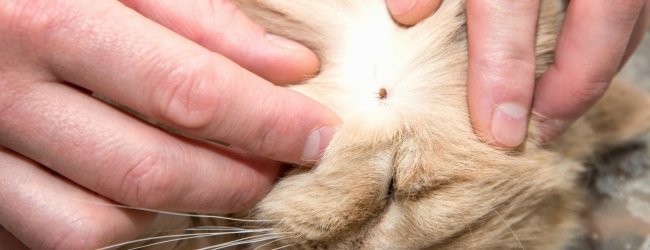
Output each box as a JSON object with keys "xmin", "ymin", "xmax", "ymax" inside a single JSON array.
[{"xmin": 254, "ymin": 129, "xmax": 396, "ymax": 241}]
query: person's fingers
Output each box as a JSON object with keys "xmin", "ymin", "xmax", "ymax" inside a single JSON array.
[
  {"xmin": 466, "ymin": 1, "xmax": 540, "ymax": 148},
  {"xmin": 119, "ymin": 0, "xmax": 319, "ymax": 85},
  {"xmin": 0, "ymin": 225, "xmax": 28, "ymax": 250},
  {"xmin": 0, "ymin": 79, "xmax": 281, "ymax": 213},
  {"xmin": 0, "ymin": 148, "xmax": 153, "ymax": 249},
  {"xmin": 622, "ymin": 3, "xmax": 649, "ymax": 67},
  {"xmin": 531, "ymin": 0, "xmax": 645, "ymax": 143},
  {"xmin": 12, "ymin": 0, "xmax": 340, "ymax": 164},
  {"xmin": 386, "ymin": 0, "xmax": 442, "ymax": 25}
]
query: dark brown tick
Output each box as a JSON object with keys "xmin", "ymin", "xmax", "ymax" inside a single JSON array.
[{"xmin": 378, "ymin": 88, "xmax": 387, "ymax": 99}]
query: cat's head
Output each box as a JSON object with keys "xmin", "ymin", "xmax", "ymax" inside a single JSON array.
[{"xmin": 229, "ymin": 0, "xmax": 635, "ymax": 249}]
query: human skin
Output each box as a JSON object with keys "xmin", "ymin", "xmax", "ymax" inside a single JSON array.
[
  {"xmin": 387, "ymin": 0, "xmax": 650, "ymax": 148},
  {"xmin": 0, "ymin": 0, "xmax": 340, "ymax": 249}
]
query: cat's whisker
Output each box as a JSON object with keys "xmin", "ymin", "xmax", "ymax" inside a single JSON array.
[
  {"xmin": 65, "ymin": 197, "xmax": 271, "ymax": 224},
  {"xmin": 147, "ymin": 225, "xmax": 257, "ymax": 235},
  {"xmin": 466, "ymin": 222, "xmax": 476, "ymax": 248},
  {"xmin": 196, "ymin": 232, "xmax": 290, "ymax": 250},
  {"xmin": 97, "ymin": 229, "xmax": 273, "ymax": 250},
  {"xmin": 252, "ymin": 235, "xmax": 299, "ymax": 250},
  {"xmin": 53, "ymin": 196, "xmax": 273, "ymax": 223},
  {"xmin": 185, "ymin": 226, "xmax": 264, "ymax": 231},
  {"xmin": 270, "ymin": 243, "xmax": 296, "ymax": 250},
  {"xmin": 129, "ymin": 230, "xmax": 277, "ymax": 250},
  {"xmin": 494, "ymin": 210, "xmax": 523, "ymax": 249},
  {"xmin": 198, "ymin": 236, "xmax": 274, "ymax": 250},
  {"xmin": 251, "ymin": 237, "xmax": 285, "ymax": 250},
  {"xmin": 125, "ymin": 234, "xmax": 237, "ymax": 250},
  {"xmin": 114, "ymin": 204, "xmax": 274, "ymax": 223}
]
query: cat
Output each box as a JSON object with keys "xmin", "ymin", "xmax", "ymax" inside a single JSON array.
[{"xmin": 115, "ymin": 0, "xmax": 650, "ymax": 249}]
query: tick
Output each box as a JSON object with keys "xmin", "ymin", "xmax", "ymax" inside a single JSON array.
[{"xmin": 378, "ymin": 88, "xmax": 387, "ymax": 99}]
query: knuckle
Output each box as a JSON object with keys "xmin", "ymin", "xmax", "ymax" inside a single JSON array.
[
  {"xmin": 208, "ymin": 0, "xmax": 246, "ymax": 31},
  {"xmin": 117, "ymin": 151, "xmax": 176, "ymax": 208},
  {"xmin": 483, "ymin": 0, "xmax": 539, "ymax": 15},
  {"xmin": 0, "ymin": 82, "xmax": 24, "ymax": 120},
  {"xmin": 605, "ymin": 0, "xmax": 646, "ymax": 24},
  {"xmin": 191, "ymin": 0, "xmax": 236, "ymax": 44},
  {"xmin": 207, "ymin": 0, "xmax": 256, "ymax": 34},
  {"xmin": 197, "ymin": 0, "xmax": 264, "ymax": 49},
  {"xmin": 614, "ymin": 0, "xmax": 646, "ymax": 12},
  {"xmin": 209, "ymin": 0, "xmax": 236, "ymax": 13},
  {"xmin": 478, "ymin": 51, "xmax": 536, "ymax": 86},
  {"xmin": 481, "ymin": 51, "xmax": 536, "ymax": 74},
  {"xmin": 0, "ymin": 1, "xmax": 45, "ymax": 33},
  {"xmin": 571, "ymin": 79, "xmax": 610, "ymax": 105},
  {"xmin": 222, "ymin": 173, "xmax": 266, "ymax": 213},
  {"xmin": 0, "ymin": 1, "xmax": 77, "ymax": 44},
  {"xmin": 248, "ymin": 111, "xmax": 284, "ymax": 159},
  {"xmin": 148, "ymin": 56, "xmax": 222, "ymax": 130}
]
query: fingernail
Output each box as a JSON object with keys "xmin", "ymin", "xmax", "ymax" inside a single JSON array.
[
  {"xmin": 491, "ymin": 103, "xmax": 529, "ymax": 148},
  {"xmin": 302, "ymin": 126, "xmax": 337, "ymax": 162},
  {"xmin": 533, "ymin": 117, "xmax": 572, "ymax": 145},
  {"xmin": 266, "ymin": 33, "xmax": 307, "ymax": 50},
  {"xmin": 386, "ymin": 0, "xmax": 417, "ymax": 15}
]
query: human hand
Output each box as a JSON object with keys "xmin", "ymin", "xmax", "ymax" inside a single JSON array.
[
  {"xmin": 0, "ymin": 0, "xmax": 340, "ymax": 249},
  {"xmin": 388, "ymin": 0, "xmax": 649, "ymax": 148}
]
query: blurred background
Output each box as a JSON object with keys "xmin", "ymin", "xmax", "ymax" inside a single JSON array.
[{"xmin": 581, "ymin": 30, "xmax": 650, "ymax": 250}]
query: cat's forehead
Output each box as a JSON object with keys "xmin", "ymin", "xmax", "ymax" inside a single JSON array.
[
  {"xmin": 326, "ymin": 6, "xmax": 466, "ymax": 79},
  {"xmin": 303, "ymin": 19, "xmax": 468, "ymax": 126}
]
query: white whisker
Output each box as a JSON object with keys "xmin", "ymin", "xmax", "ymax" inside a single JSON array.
[
  {"xmin": 59, "ymin": 196, "xmax": 272, "ymax": 223},
  {"xmin": 197, "ymin": 233, "xmax": 289, "ymax": 250},
  {"xmin": 112, "ymin": 204, "xmax": 273, "ymax": 223},
  {"xmin": 146, "ymin": 226, "xmax": 255, "ymax": 235},
  {"xmin": 494, "ymin": 210, "xmax": 523, "ymax": 249},
  {"xmin": 127, "ymin": 231, "xmax": 274, "ymax": 250},
  {"xmin": 271, "ymin": 243, "xmax": 296, "ymax": 250},
  {"xmin": 465, "ymin": 223, "xmax": 475, "ymax": 248},
  {"xmin": 200, "ymin": 235, "xmax": 279, "ymax": 250},
  {"xmin": 127, "ymin": 234, "xmax": 225, "ymax": 250},
  {"xmin": 185, "ymin": 226, "xmax": 264, "ymax": 232},
  {"xmin": 98, "ymin": 229, "xmax": 272, "ymax": 250},
  {"xmin": 251, "ymin": 235, "xmax": 295, "ymax": 250}
]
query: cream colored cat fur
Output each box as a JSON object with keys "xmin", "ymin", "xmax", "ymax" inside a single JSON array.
[{"xmin": 123, "ymin": 0, "xmax": 650, "ymax": 249}]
